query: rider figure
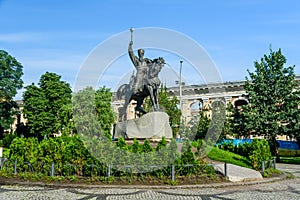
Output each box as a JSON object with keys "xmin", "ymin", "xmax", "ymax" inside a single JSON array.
[{"xmin": 128, "ymin": 41, "xmax": 152, "ymax": 94}]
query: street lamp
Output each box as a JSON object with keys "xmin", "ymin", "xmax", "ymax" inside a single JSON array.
[
  {"xmin": 179, "ymin": 60, "xmax": 183, "ymax": 109},
  {"xmin": 179, "ymin": 60, "xmax": 183, "ymax": 139}
]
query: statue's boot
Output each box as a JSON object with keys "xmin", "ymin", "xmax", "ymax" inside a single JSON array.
[{"xmin": 135, "ymin": 106, "xmax": 147, "ymax": 114}]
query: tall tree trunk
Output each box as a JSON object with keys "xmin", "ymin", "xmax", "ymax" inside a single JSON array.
[{"xmin": 269, "ymin": 136, "xmax": 280, "ymax": 162}]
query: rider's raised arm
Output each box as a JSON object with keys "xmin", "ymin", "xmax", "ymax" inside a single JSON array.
[{"xmin": 128, "ymin": 41, "xmax": 138, "ymax": 67}]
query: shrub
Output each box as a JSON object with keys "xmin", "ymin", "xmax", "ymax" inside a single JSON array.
[
  {"xmin": 8, "ymin": 136, "xmax": 101, "ymax": 175},
  {"xmin": 116, "ymin": 137, "xmax": 127, "ymax": 149},
  {"xmin": 248, "ymin": 139, "xmax": 272, "ymax": 170},
  {"xmin": 142, "ymin": 139, "xmax": 153, "ymax": 153},
  {"xmin": 9, "ymin": 137, "xmax": 39, "ymax": 163},
  {"xmin": 2, "ymin": 133, "xmax": 17, "ymax": 148}
]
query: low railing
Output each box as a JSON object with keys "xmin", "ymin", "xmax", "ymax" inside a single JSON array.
[
  {"xmin": 0, "ymin": 157, "xmax": 223, "ymax": 182},
  {"xmin": 262, "ymin": 158, "xmax": 276, "ymax": 174}
]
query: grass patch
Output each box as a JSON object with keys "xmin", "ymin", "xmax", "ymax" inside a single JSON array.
[
  {"xmin": 279, "ymin": 157, "xmax": 300, "ymax": 164},
  {"xmin": 206, "ymin": 146, "xmax": 252, "ymax": 169},
  {"xmin": 262, "ymin": 168, "xmax": 282, "ymax": 177}
]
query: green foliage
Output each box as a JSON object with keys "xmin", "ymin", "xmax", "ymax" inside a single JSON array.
[
  {"xmin": 2, "ymin": 132, "xmax": 17, "ymax": 148},
  {"xmin": 56, "ymin": 103, "xmax": 76, "ymax": 136},
  {"xmin": 183, "ymin": 109, "xmax": 210, "ymax": 140},
  {"xmin": 167, "ymin": 180, "xmax": 178, "ymax": 185},
  {"xmin": 181, "ymin": 138, "xmax": 191, "ymax": 153},
  {"xmin": 191, "ymin": 139, "xmax": 204, "ymax": 155},
  {"xmin": 156, "ymin": 136, "xmax": 167, "ymax": 151},
  {"xmin": 38, "ymin": 137, "xmax": 65, "ymax": 164},
  {"xmin": 168, "ymin": 138, "xmax": 180, "ymax": 164},
  {"xmin": 262, "ymin": 167, "xmax": 281, "ymax": 178},
  {"xmin": 159, "ymin": 87, "xmax": 181, "ymax": 136},
  {"xmin": 9, "ymin": 137, "xmax": 39, "ymax": 163},
  {"xmin": 0, "ymin": 50, "xmax": 24, "ymax": 137},
  {"xmin": 72, "ymin": 87, "xmax": 101, "ymax": 139},
  {"xmin": 243, "ymin": 49, "xmax": 300, "ymax": 155},
  {"xmin": 2, "ymin": 136, "xmax": 221, "ymax": 184},
  {"xmin": 155, "ymin": 137, "xmax": 169, "ymax": 164},
  {"xmin": 142, "ymin": 139, "xmax": 153, "ymax": 153},
  {"xmin": 218, "ymin": 141, "xmax": 252, "ymax": 158},
  {"xmin": 129, "ymin": 138, "xmax": 142, "ymax": 153},
  {"xmin": 248, "ymin": 139, "xmax": 272, "ymax": 170},
  {"xmin": 95, "ymin": 87, "xmax": 115, "ymax": 139},
  {"xmin": 72, "ymin": 86, "xmax": 115, "ymax": 140},
  {"xmin": 184, "ymin": 100, "xmax": 225, "ymax": 144},
  {"xmin": 209, "ymin": 100, "xmax": 226, "ymax": 143},
  {"xmin": 279, "ymin": 157, "xmax": 300, "ymax": 164},
  {"xmin": 218, "ymin": 139, "xmax": 272, "ymax": 170},
  {"xmin": 23, "ymin": 72, "xmax": 72, "ymax": 138},
  {"xmin": 116, "ymin": 137, "xmax": 127, "ymax": 149},
  {"xmin": 179, "ymin": 139, "xmax": 197, "ymax": 165},
  {"xmin": 8, "ymin": 136, "xmax": 101, "ymax": 176},
  {"xmin": 226, "ymin": 103, "xmax": 249, "ymax": 137}
]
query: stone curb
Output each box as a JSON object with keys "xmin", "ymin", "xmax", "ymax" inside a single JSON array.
[{"xmin": 0, "ymin": 173, "xmax": 289, "ymax": 190}]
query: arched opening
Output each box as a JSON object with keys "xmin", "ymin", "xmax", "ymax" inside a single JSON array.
[
  {"xmin": 211, "ymin": 99, "xmax": 226, "ymax": 112},
  {"xmin": 234, "ymin": 99, "xmax": 248, "ymax": 109},
  {"xmin": 190, "ymin": 100, "xmax": 203, "ymax": 116}
]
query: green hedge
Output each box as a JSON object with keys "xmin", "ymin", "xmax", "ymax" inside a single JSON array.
[{"xmin": 6, "ymin": 136, "xmax": 207, "ymax": 177}]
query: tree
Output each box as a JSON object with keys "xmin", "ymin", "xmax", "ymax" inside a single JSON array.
[
  {"xmin": 23, "ymin": 72, "xmax": 72, "ymax": 138},
  {"xmin": 22, "ymin": 84, "xmax": 49, "ymax": 138},
  {"xmin": 73, "ymin": 86, "xmax": 102, "ymax": 141},
  {"xmin": 243, "ymin": 49, "xmax": 300, "ymax": 159},
  {"xmin": 0, "ymin": 50, "xmax": 23, "ymax": 137},
  {"xmin": 73, "ymin": 86, "xmax": 115, "ymax": 140},
  {"xmin": 159, "ymin": 86, "xmax": 181, "ymax": 135},
  {"xmin": 227, "ymin": 103, "xmax": 249, "ymax": 138},
  {"xmin": 56, "ymin": 103, "xmax": 75, "ymax": 136},
  {"xmin": 208, "ymin": 100, "xmax": 227, "ymax": 143},
  {"xmin": 95, "ymin": 87, "xmax": 115, "ymax": 138},
  {"xmin": 183, "ymin": 109, "xmax": 210, "ymax": 141}
]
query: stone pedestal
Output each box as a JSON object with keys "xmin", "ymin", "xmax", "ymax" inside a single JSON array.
[{"xmin": 113, "ymin": 112, "xmax": 173, "ymax": 139}]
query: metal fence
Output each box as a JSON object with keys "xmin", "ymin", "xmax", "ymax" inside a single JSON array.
[
  {"xmin": 0, "ymin": 157, "xmax": 223, "ymax": 182},
  {"xmin": 262, "ymin": 158, "xmax": 276, "ymax": 174}
]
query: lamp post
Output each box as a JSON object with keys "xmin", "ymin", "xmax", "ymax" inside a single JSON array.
[
  {"xmin": 179, "ymin": 60, "xmax": 183, "ymax": 110},
  {"xmin": 179, "ymin": 60, "xmax": 183, "ymax": 139}
]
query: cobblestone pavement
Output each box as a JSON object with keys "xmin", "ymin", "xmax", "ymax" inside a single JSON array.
[
  {"xmin": 276, "ymin": 163, "xmax": 300, "ymax": 178},
  {"xmin": 0, "ymin": 164, "xmax": 299, "ymax": 200}
]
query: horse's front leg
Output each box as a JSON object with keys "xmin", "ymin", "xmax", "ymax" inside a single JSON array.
[
  {"xmin": 148, "ymin": 87, "xmax": 158, "ymax": 111},
  {"xmin": 153, "ymin": 88, "xmax": 160, "ymax": 110}
]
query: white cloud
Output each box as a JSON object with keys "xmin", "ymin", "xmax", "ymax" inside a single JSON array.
[
  {"xmin": 0, "ymin": 30, "xmax": 112, "ymax": 44},
  {"xmin": 0, "ymin": 32, "xmax": 44, "ymax": 43}
]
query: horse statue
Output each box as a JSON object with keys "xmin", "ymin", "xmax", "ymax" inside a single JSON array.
[{"xmin": 116, "ymin": 57, "xmax": 165, "ymax": 120}]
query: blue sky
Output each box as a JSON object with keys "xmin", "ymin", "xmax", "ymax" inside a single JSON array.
[{"xmin": 0, "ymin": 0, "xmax": 299, "ymax": 99}]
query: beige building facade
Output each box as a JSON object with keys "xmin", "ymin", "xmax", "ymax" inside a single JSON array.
[{"xmin": 113, "ymin": 75, "xmax": 300, "ymax": 140}]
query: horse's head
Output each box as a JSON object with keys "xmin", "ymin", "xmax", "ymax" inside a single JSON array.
[
  {"xmin": 156, "ymin": 57, "xmax": 165, "ymax": 65},
  {"xmin": 152, "ymin": 57, "xmax": 165, "ymax": 72}
]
